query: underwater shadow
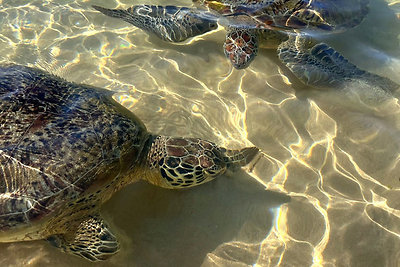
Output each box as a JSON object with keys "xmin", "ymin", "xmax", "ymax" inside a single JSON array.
[
  {"xmin": 0, "ymin": 169, "xmax": 289, "ymax": 267},
  {"xmin": 102, "ymin": 169, "xmax": 290, "ymax": 267}
]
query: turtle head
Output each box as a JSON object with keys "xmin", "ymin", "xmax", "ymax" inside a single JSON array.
[
  {"xmin": 223, "ymin": 28, "xmax": 259, "ymax": 69},
  {"xmin": 144, "ymin": 135, "xmax": 259, "ymax": 189}
]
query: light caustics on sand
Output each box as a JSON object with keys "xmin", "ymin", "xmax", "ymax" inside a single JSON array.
[{"xmin": 0, "ymin": 1, "xmax": 400, "ymax": 266}]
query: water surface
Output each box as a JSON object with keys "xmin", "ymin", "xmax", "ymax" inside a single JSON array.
[{"xmin": 0, "ymin": 0, "xmax": 400, "ymax": 266}]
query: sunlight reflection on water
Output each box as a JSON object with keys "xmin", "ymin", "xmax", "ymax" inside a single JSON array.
[{"xmin": 0, "ymin": 0, "xmax": 400, "ymax": 266}]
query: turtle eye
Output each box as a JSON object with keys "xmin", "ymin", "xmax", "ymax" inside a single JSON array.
[{"xmin": 166, "ymin": 157, "xmax": 180, "ymax": 168}]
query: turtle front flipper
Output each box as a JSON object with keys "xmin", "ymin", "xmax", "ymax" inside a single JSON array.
[
  {"xmin": 223, "ymin": 28, "xmax": 259, "ymax": 69},
  {"xmin": 145, "ymin": 136, "xmax": 259, "ymax": 189},
  {"xmin": 47, "ymin": 215, "xmax": 119, "ymax": 261},
  {"xmin": 277, "ymin": 35, "xmax": 399, "ymax": 90},
  {"xmin": 93, "ymin": 5, "xmax": 218, "ymax": 42}
]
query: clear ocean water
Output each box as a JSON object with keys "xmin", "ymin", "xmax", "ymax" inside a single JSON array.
[{"xmin": 0, "ymin": 0, "xmax": 399, "ymax": 266}]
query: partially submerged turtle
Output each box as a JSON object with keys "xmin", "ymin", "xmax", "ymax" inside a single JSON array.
[
  {"xmin": 93, "ymin": 0, "xmax": 398, "ymax": 89},
  {"xmin": 0, "ymin": 64, "xmax": 258, "ymax": 261}
]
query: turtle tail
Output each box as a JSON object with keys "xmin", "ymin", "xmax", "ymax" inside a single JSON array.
[{"xmin": 93, "ymin": 5, "xmax": 218, "ymax": 42}]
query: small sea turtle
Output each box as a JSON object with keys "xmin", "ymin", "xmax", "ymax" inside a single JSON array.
[
  {"xmin": 93, "ymin": 0, "xmax": 398, "ymax": 89},
  {"xmin": 0, "ymin": 64, "xmax": 258, "ymax": 261}
]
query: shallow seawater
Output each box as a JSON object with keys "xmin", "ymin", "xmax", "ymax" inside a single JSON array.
[{"xmin": 0, "ymin": 0, "xmax": 400, "ymax": 266}]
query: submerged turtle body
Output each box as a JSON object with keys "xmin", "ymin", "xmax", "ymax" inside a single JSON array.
[
  {"xmin": 199, "ymin": 0, "xmax": 369, "ymax": 31},
  {"xmin": 0, "ymin": 64, "xmax": 258, "ymax": 261},
  {"xmin": 93, "ymin": 0, "xmax": 398, "ymax": 90}
]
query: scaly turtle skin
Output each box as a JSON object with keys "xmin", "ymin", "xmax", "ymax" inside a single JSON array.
[
  {"xmin": 93, "ymin": 1, "xmax": 398, "ymax": 89},
  {"xmin": 0, "ymin": 64, "xmax": 258, "ymax": 261}
]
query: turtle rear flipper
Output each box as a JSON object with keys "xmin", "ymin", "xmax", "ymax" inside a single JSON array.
[
  {"xmin": 93, "ymin": 5, "xmax": 218, "ymax": 42},
  {"xmin": 277, "ymin": 35, "xmax": 399, "ymax": 90},
  {"xmin": 47, "ymin": 215, "xmax": 119, "ymax": 261}
]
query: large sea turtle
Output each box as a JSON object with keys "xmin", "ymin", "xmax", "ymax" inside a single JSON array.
[
  {"xmin": 93, "ymin": 0, "xmax": 398, "ymax": 89},
  {"xmin": 0, "ymin": 64, "xmax": 258, "ymax": 261}
]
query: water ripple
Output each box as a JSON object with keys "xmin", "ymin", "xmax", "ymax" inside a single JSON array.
[{"xmin": 0, "ymin": 0, "xmax": 399, "ymax": 266}]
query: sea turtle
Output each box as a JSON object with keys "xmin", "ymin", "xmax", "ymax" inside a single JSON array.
[
  {"xmin": 92, "ymin": 0, "xmax": 398, "ymax": 89},
  {"xmin": 0, "ymin": 64, "xmax": 258, "ymax": 261}
]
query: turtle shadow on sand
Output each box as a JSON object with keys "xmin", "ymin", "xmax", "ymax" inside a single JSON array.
[
  {"xmin": 103, "ymin": 170, "xmax": 289, "ymax": 267},
  {"xmin": 0, "ymin": 169, "xmax": 290, "ymax": 267}
]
